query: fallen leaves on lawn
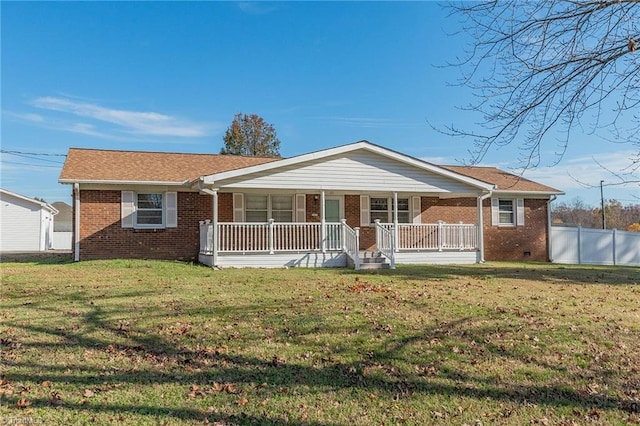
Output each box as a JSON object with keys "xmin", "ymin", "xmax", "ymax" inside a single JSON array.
[
  {"xmin": 188, "ymin": 382, "xmax": 241, "ymax": 398},
  {"xmin": 348, "ymin": 277, "xmax": 390, "ymax": 293}
]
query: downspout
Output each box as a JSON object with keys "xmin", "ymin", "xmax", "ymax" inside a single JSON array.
[
  {"xmin": 200, "ymin": 188, "xmax": 218, "ymax": 268},
  {"xmin": 547, "ymin": 195, "xmax": 557, "ymax": 262},
  {"xmin": 73, "ymin": 183, "xmax": 80, "ymax": 262},
  {"xmin": 477, "ymin": 191, "xmax": 492, "ymax": 263}
]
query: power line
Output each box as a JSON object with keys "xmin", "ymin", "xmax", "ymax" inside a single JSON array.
[
  {"xmin": 0, "ymin": 149, "xmax": 66, "ymax": 157},
  {"xmin": 1, "ymin": 151, "xmax": 65, "ymax": 164},
  {"xmin": 0, "ymin": 160, "xmax": 62, "ymax": 168}
]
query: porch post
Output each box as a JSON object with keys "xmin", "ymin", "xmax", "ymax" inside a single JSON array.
[
  {"xmin": 393, "ymin": 192, "xmax": 399, "ymax": 252},
  {"xmin": 320, "ymin": 190, "xmax": 326, "ymax": 253},
  {"xmin": 477, "ymin": 194, "xmax": 486, "ymax": 262},
  {"xmin": 73, "ymin": 183, "xmax": 80, "ymax": 262},
  {"xmin": 212, "ymin": 190, "xmax": 218, "ymax": 267}
]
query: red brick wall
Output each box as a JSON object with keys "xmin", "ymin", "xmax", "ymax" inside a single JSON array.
[
  {"xmin": 78, "ymin": 190, "xmax": 212, "ymax": 261},
  {"xmin": 218, "ymin": 193, "xmax": 233, "ymax": 222},
  {"xmin": 483, "ymin": 198, "xmax": 549, "ymax": 261}
]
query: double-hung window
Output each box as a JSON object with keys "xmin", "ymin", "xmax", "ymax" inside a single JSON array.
[
  {"xmin": 136, "ymin": 193, "xmax": 164, "ymax": 226},
  {"xmin": 121, "ymin": 191, "xmax": 177, "ymax": 229},
  {"xmin": 498, "ymin": 199, "xmax": 514, "ymax": 225},
  {"xmin": 244, "ymin": 194, "xmax": 293, "ymax": 222},
  {"xmin": 491, "ymin": 198, "xmax": 525, "ymax": 226},
  {"xmin": 369, "ymin": 197, "xmax": 410, "ymax": 224}
]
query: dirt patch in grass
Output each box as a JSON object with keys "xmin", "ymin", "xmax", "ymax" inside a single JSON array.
[{"xmin": 1, "ymin": 261, "xmax": 639, "ymax": 425}]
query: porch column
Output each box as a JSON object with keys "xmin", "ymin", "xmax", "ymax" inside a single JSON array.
[
  {"xmin": 212, "ymin": 190, "xmax": 218, "ymax": 267},
  {"xmin": 393, "ymin": 192, "xmax": 399, "ymax": 252},
  {"xmin": 477, "ymin": 193, "xmax": 486, "ymax": 262},
  {"xmin": 320, "ymin": 190, "xmax": 326, "ymax": 253},
  {"xmin": 73, "ymin": 183, "xmax": 80, "ymax": 262}
]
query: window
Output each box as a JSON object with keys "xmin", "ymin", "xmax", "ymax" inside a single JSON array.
[
  {"xmin": 246, "ymin": 195, "xmax": 268, "ymax": 222},
  {"xmin": 244, "ymin": 194, "xmax": 293, "ymax": 222},
  {"xmin": 370, "ymin": 197, "xmax": 389, "ymax": 223},
  {"xmin": 271, "ymin": 195, "xmax": 293, "ymax": 222},
  {"xmin": 136, "ymin": 193, "xmax": 163, "ymax": 226},
  {"xmin": 121, "ymin": 191, "xmax": 177, "ymax": 229},
  {"xmin": 370, "ymin": 197, "xmax": 410, "ymax": 224},
  {"xmin": 491, "ymin": 198, "xmax": 524, "ymax": 226},
  {"xmin": 498, "ymin": 199, "xmax": 514, "ymax": 225}
]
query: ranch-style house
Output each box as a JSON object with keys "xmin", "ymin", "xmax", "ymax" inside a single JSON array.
[{"xmin": 59, "ymin": 141, "xmax": 563, "ymax": 269}]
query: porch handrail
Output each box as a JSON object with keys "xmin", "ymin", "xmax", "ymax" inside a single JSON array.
[
  {"xmin": 199, "ymin": 221, "xmax": 214, "ymax": 254},
  {"xmin": 216, "ymin": 221, "xmax": 346, "ymax": 253},
  {"xmin": 374, "ymin": 219, "xmax": 396, "ymax": 269},
  {"xmin": 341, "ymin": 219, "xmax": 360, "ymax": 270},
  {"xmin": 376, "ymin": 222, "xmax": 478, "ymax": 251}
]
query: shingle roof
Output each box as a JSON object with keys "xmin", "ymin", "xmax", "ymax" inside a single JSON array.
[
  {"xmin": 442, "ymin": 165, "xmax": 562, "ymax": 193},
  {"xmin": 59, "ymin": 148, "xmax": 277, "ymax": 183},
  {"xmin": 59, "ymin": 147, "xmax": 562, "ymax": 195}
]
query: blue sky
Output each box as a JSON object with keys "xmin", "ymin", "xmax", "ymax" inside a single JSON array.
[{"xmin": 2, "ymin": 1, "xmax": 638, "ymax": 207}]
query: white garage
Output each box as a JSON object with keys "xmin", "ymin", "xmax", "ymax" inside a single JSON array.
[{"xmin": 0, "ymin": 189, "xmax": 58, "ymax": 252}]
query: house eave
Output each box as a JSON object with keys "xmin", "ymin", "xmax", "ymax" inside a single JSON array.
[
  {"xmin": 491, "ymin": 190, "xmax": 565, "ymax": 197},
  {"xmin": 59, "ymin": 179, "xmax": 190, "ymax": 186}
]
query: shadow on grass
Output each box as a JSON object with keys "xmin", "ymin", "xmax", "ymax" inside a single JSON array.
[
  {"xmin": 338, "ymin": 262, "xmax": 640, "ymax": 286},
  {"xmin": 4, "ymin": 295, "xmax": 639, "ymax": 424}
]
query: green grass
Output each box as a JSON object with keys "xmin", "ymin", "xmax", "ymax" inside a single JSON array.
[{"xmin": 1, "ymin": 260, "xmax": 639, "ymax": 425}]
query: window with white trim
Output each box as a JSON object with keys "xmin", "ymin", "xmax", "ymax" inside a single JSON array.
[
  {"xmin": 369, "ymin": 197, "xmax": 410, "ymax": 224},
  {"xmin": 244, "ymin": 194, "xmax": 293, "ymax": 222},
  {"xmin": 498, "ymin": 199, "xmax": 514, "ymax": 225},
  {"xmin": 121, "ymin": 191, "xmax": 177, "ymax": 229},
  {"xmin": 136, "ymin": 193, "xmax": 164, "ymax": 226},
  {"xmin": 491, "ymin": 197, "xmax": 525, "ymax": 226}
]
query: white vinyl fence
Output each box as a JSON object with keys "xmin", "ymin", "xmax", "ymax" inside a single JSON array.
[
  {"xmin": 52, "ymin": 231, "xmax": 72, "ymax": 250},
  {"xmin": 551, "ymin": 226, "xmax": 640, "ymax": 266}
]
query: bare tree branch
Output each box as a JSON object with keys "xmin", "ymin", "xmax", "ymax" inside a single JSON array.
[{"xmin": 443, "ymin": 1, "xmax": 640, "ymax": 178}]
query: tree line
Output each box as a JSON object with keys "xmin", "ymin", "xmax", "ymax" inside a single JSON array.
[{"xmin": 552, "ymin": 199, "xmax": 640, "ymax": 232}]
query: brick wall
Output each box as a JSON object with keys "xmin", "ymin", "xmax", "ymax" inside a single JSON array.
[
  {"xmin": 78, "ymin": 190, "xmax": 212, "ymax": 261},
  {"xmin": 483, "ymin": 198, "xmax": 549, "ymax": 261}
]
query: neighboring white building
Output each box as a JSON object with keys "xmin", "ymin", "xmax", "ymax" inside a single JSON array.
[{"xmin": 0, "ymin": 188, "xmax": 58, "ymax": 251}]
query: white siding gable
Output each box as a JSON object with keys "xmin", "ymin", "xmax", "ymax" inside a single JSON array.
[{"xmin": 214, "ymin": 150, "xmax": 477, "ymax": 193}]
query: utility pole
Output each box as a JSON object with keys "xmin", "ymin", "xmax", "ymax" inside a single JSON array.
[{"xmin": 600, "ymin": 180, "xmax": 606, "ymax": 230}]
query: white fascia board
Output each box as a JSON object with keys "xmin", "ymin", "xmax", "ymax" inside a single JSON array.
[
  {"xmin": 492, "ymin": 190, "xmax": 565, "ymax": 198},
  {"xmin": 59, "ymin": 179, "xmax": 188, "ymax": 186},
  {"xmin": 202, "ymin": 140, "xmax": 494, "ymax": 191}
]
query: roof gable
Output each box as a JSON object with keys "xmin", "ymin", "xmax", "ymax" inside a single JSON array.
[{"xmin": 203, "ymin": 141, "xmax": 494, "ymax": 191}]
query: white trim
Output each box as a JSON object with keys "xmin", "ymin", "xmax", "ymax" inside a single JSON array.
[
  {"xmin": 492, "ymin": 190, "xmax": 564, "ymax": 197},
  {"xmin": 202, "ymin": 141, "xmax": 494, "ymax": 190},
  {"xmin": 60, "ymin": 179, "xmax": 187, "ymax": 186},
  {"xmin": 74, "ymin": 183, "xmax": 80, "ymax": 262}
]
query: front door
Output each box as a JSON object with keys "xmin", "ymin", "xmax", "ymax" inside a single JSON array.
[{"xmin": 324, "ymin": 198, "xmax": 342, "ymax": 249}]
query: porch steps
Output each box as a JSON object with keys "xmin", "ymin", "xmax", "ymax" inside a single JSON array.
[{"xmin": 357, "ymin": 251, "xmax": 390, "ymax": 270}]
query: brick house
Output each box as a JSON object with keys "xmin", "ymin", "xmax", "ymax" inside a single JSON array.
[{"xmin": 59, "ymin": 141, "xmax": 563, "ymax": 269}]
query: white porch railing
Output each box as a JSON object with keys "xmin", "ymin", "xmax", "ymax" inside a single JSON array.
[
  {"xmin": 374, "ymin": 220, "xmax": 396, "ymax": 269},
  {"xmin": 378, "ymin": 222, "xmax": 478, "ymax": 251},
  {"xmin": 341, "ymin": 219, "xmax": 360, "ymax": 270},
  {"xmin": 200, "ymin": 221, "xmax": 349, "ymax": 255}
]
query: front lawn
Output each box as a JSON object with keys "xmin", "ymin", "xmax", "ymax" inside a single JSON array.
[{"xmin": 1, "ymin": 260, "xmax": 639, "ymax": 425}]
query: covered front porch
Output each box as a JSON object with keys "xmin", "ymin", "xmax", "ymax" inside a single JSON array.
[{"xmin": 199, "ymin": 218, "xmax": 480, "ymax": 269}]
